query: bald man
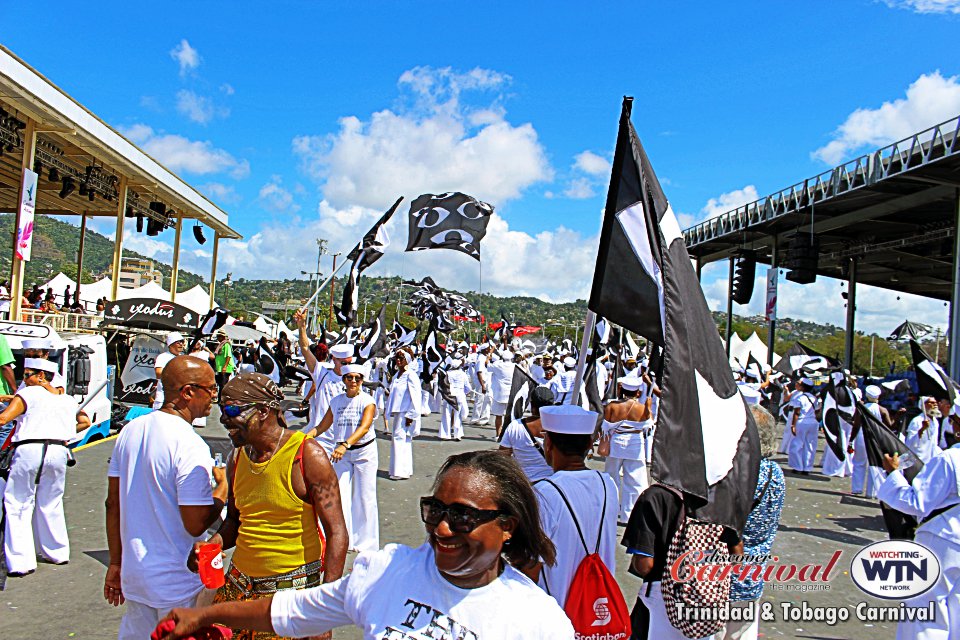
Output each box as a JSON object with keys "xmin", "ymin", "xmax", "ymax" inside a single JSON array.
[{"xmin": 105, "ymin": 356, "xmax": 228, "ymax": 640}]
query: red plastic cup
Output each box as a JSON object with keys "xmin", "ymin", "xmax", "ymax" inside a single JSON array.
[{"xmin": 197, "ymin": 542, "xmax": 225, "ymax": 589}]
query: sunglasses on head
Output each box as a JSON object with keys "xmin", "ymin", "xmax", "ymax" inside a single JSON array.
[
  {"xmin": 419, "ymin": 497, "xmax": 506, "ymax": 533},
  {"xmin": 220, "ymin": 402, "xmax": 259, "ymax": 418}
]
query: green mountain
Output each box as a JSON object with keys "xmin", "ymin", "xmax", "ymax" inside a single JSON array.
[{"xmin": 2, "ymin": 214, "xmax": 937, "ymax": 374}]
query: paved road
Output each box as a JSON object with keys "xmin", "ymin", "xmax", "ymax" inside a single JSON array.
[{"xmin": 1, "ymin": 407, "xmax": 901, "ymax": 639}]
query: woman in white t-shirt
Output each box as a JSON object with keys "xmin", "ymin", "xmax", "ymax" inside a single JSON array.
[
  {"xmin": 314, "ymin": 362, "xmax": 380, "ymax": 553},
  {"xmin": 1, "ymin": 358, "xmax": 89, "ymax": 576},
  {"xmin": 499, "ymin": 386, "xmax": 555, "ymax": 482},
  {"xmin": 155, "ymin": 451, "xmax": 574, "ymax": 639}
]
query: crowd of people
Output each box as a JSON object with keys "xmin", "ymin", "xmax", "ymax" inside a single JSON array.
[{"xmin": 5, "ymin": 316, "xmax": 960, "ymax": 639}]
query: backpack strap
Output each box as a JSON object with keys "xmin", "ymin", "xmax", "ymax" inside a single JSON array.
[
  {"xmin": 594, "ymin": 470, "xmax": 607, "ymax": 554},
  {"xmin": 540, "ymin": 479, "xmax": 589, "ymax": 555}
]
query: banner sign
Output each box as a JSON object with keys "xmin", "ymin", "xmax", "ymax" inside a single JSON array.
[
  {"xmin": 102, "ymin": 298, "xmax": 200, "ymax": 331},
  {"xmin": 765, "ymin": 267, "xmax": 778, "ymax": 322},
  {"xmin": 16, "ymin": 168, "xmax": 38, "ymax": 261},
  {"xmin": 118, "ymin": 333, "xmax": 164, "ymax": 405}
]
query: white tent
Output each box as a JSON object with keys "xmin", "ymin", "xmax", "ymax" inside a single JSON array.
[
  {"xmin": 38, "ymin": 272, "xmax": 77, "ymax": 302},
  {"xmin": 730, "ymin": 331, "xmax": 781, "ymax": 369},
  {"xmin": 176, "ymin": 284, "xmax": 216, "ymax": 315},
  {"xmin": 728, "ymin": 333, "xmax": 745, "ymax": 368}
]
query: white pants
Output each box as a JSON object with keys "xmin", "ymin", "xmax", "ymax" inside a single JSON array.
[
  {"xmin": 439, "ymin": 400, "xmax": 466, "ymax": 440},
  {"xmin": 635, "ymin": 581, "xmax": 715, "ymax": 640},
  {"xmin": 712, "ymin": 603, "xmax": 759, "ymax": 640},
  {"xmin": 605, "ymin": 457, "xmax": 648, "ymax": 523},
  {"xmin": 788, "ymin": 420, "xmax": 818, "ymax": 472},
  {"xmin": 779, "ymin": 419, "xmax": 794, "ymax": 454},
  {"xmin": 333, "ymin": 441, "xmax": 379, "ymax": 553},
  {"xmin": 472, "ymin": 391, "xmax": 491, "ymax": 423},
  {"xmin": 390, "ymin": 414, "xmax": 414, "ymax": 479},
  {"xmin": 821, "ymin": 421, "xmax": 852, "ymax": 477},
  {"xmin": 4, "ymin": 443, "xmax": 70, "ymax": 573},
  {"xmin": 851, "ymin": 429, "xmax": 883, "ymax": 497},
  {"xmin": 118, "ymin": 593, "xmax": 200, "ymax": 640},
  {"xmin": 420, "ymin": 389, "xmax": 433, "ymax": 416},
  {"xmin": 897, "ymin": 531, "xmax": 960, "ymax": 640}
]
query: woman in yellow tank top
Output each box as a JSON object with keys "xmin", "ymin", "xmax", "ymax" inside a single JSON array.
[{"xmin": 189, "ymin": 373, "xmax": 348, "ymax": 640}]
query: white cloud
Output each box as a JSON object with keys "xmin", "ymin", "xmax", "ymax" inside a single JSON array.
[
  {"xmin": 120, "ymin": 124, "xmax": 249, "ymax": 178},
  {"xmin": 175, "ymin": 90, "xmax": 228, "ymax": 124},
  {"xmin": 700, "ymin": 185, "xmax": 759, "ymax": 221},
  {"xmin": 170, "ymin": 39, "xmax": 201, "ymax": 76},
  {"xmin": 220, "ymin": 83, "xmax": 235, "ymax": 96},
  {"xmin": 563, "ymin": 177, "xmax": 595, "ymax": 199},
  {"xmin": 813, "ymin": 71, "xmax": 960, "ymax": 164},
  {"xmin": 200, "ymin": 182, "xmax": 241, "ymax": 205},
  {"xmin": 259, "ymin": 175, "xmax": 300, "ymax": 213},
  {"xmin": 701, "ymin": 262, "xmax": 948, "ymax": 336},
  {"xmin": 292, "ymin": 65, "xmax": 551, "ymax": 211},
  {"xmin": 882, "ymin": 0, "xmax": 960, "ymax": 14},
  {"xmin": 574, "ymin": 150, "xmax": 611, "ymax": 176}
]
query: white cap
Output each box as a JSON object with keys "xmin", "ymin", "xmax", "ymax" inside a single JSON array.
[
  {"xmin": 800, "ymin": 377, "xmax": 814, "ymax": 386},
  {"xmin": 865, "ymin": 385, "xmax": 881, "ymax": 400},
  {"xmin": 23, "ymin": 358, "xmax": 57, "ymax": 374},
  {"xmin": 563, "ymin": 356, "xmax": 577, "ymax": 368},
  {"xmin": 340, "ymin": 363, "xmax": 369, "ymax": 378},
  {"xmin": 329, "ymin": 344, "xmax": 355, "ymax": 360},
  {"xmin": 450, "ymin": 358, "xmax": 463, "ymax": 368},
  {"xmin": 499, "ymin": 350, "xmax": 515, "ymax": 361},
  {"xmin": 166, "ymin": 332, "xmax": 185, "ymax": 346},
  {"xmin": 618, "ymin": 375, "xmax": 643, "ymax": 391},
  {"xmin": 540, "ymin": 405, "xmax": 598, "ymax": 435},
  {"xmin": 21, "ymin": 338, "xmax": 52, "ymax": 350}
]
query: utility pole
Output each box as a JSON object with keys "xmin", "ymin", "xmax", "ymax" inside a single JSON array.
[
  {"xmin": 312, "ymin": 239, "xmax": 327, "ymax": 333},
  {"xmin": 328, "ymin": 252, "xmax": 341, "ymax": 328},
  {"xmin": 223, "ymin": 273, "xmax": 233, "ymax": 309}
]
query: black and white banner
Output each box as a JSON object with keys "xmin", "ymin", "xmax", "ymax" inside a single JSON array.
[
  {"xmin": 911, "ymin": 339, "xmax": 958, "ymax": 403},
  {"xmin": 405, "ymin": 192, "xmax": 493, "ymax": 260},
  {"xmin": 587, "ymin": 98, "xmax": 759, "ymax": 533}
]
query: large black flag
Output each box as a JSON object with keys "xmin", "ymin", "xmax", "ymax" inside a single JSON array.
[
  {"xmin": 911, "ymin": 339, "xmax": 957, "ymax": 403},
  {"xmin": 857, "ymin": 401, "xmax": 925, "ymax": 484},
  {"xmin": 821, "ymin": 371, "xmax": 855, "ymax": 461},
  {"xmin": 506, "ymin": 365, "xmax": 538, "ymax": 423},
  {"xmin": 355, "ymin": 304, "xmax": 388, "ymax": 363},
  {"xmin": 774, "ymin": 341, "xmax": 838, "ymax": 376},
  {"xmin": 405, "ymin": 192, "xmax": 493, "ymax": 260},
  {"xmin": 587, "ymin": 98, "xmax": 759, "ymax": 533},
  {"xmin": 336, "ymin": 197, "xmax": 402, "ymax": 326}
]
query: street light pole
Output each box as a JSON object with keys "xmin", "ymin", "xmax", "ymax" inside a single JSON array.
[
  {"xmin": 312, "ymin": 239, "xmax": 327, "ymax": 333},
  {"xmin": 223, "ymin": 272, "xmax": 233, "ymax": 310},
  {"xmin": 328, "ymin": 252, "xmax": 341, "ymax": 328}
]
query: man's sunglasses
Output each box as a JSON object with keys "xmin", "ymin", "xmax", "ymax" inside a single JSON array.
[
  {"xmin": 220, "ymin": 402, "xmax": 259, "ymax": 418},
  {"xmin": 419, "ymin": 497, "xmax": 506, "ymax": 533}
]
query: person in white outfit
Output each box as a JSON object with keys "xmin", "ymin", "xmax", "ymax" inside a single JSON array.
[
  {"xmin": 312, "ymin": 362, "xmax": 379, "ymax": 553},
  {"xmin": 601, "ymin": 375, "xmax": 653, "ymax": 524},
  {"xmin": 849, "ymin": 385, "xmax": 893, "ymax": 497},
  {"xmin": 439, "ymin": 359, "xmax": 470, "ymax": 441},
  {"xmin": 904, "ymin": 397, "xmax": 942, "ymax": 464},
  {"xmin": 878, "ymin": 441, "xmax": 960, "ymax": 640},
  {"xmin": 548, "ymin": 356, "xmax": 579, "ymax": 405},
  {"xmin": 152, "ymin": 332, "xmax": 186, "ymax": 409},
  {"xmin": 2, "ymin": 358, "xmax": 89, "ymax": 576},
  {"xmin": 788, "ymin": 377, "xmax": 820, "ymax": 474},
  {"xmin": 468, "ymin": 345, "xmax": 492, "ymax": 425},
  {"xmin": 488, "ymin": 350, "xmax": 516, "ymax": 437},
  {"xmin": 386, "ymin": 349, "xmax": 422, "ymax": 480},
  {"xmin": 499, "ymin": 386, "xmax": 555, "ymax": 482}
]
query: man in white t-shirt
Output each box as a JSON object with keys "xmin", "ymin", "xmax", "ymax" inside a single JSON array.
[
  {"xmin": 468, "ymin": 344, "xmax": 492, "ymax": 426},
  {"xmin": 488, "ymin": 350, "xmax": 516, "ymax": 437},
  {"xmin": 104, "ymin": 356, "xmax": 227, "ymax": 640},
  {"xmin": 151, "ymin": 332, "xmax": 186, "ymax": 409},
  {"xmin": 533, "ymin": 404, "xmax": 618, "ymax": 607}
]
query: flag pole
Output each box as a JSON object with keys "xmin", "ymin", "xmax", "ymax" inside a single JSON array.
[
  {"xmin": 571, "ymin": 310, "xmax": 597, "ymax": 404},
  {"xmin": 299, "ymin": 259, "xmax": 349, "ymax": 314}
]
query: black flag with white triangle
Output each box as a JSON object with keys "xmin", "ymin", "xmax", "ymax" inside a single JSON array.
[
  {"xmin": 821, "ymin": 371, "xmax": 855, "ymax": 461},
  {"xmin": 356, "ymin": 304, "xmax": 388, "ymax": 363},
  {"xmin": 911, "ymin": 339, "xmax": 958, "ymax": 403},
  {"xmin": 336, "ymin": 197, "xmax": 402, "ymax": 326},
  {"xmin": 587, "ymin": 98, "xmax": 759, "ymax": 533}
]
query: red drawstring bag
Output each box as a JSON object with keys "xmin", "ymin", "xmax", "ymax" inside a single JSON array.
[{"xmin": 540, "ymin": 472, "xmax": 631, "ymax": 639}]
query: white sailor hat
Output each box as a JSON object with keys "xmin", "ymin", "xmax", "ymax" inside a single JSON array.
[
  {"xmin": 800, "ymin": 377, "xmax": 814, "ymax": 386},
  {"xmin": 563, "ymin": 356, "xmax": 577, "ymax": 368},
  {"xmin": 329, "ymin": 344, "xmax": 355, "ymax": 360},
  {"xmin": 499, "ymin": 350, "xmax": 515, "ymax": 361},
  {"xmin": 21, "ymin": 338, "xmax": 52, "ymax": 350},
  {"xmin": 340, "ymin": 363, "xmax": 369, "ymax": 378},
  {"xmin": 865, "ymin": 385, "xmax": 881, "ymax": 400},
  {"xmin": 618, "ymin": 375, "xmax": 643, "ymax": 391},
  {"xmin": 166, "ymin": 332, "xmax": 185, "ymax": 346},
  {"xmin": 540, "ymin": 405, "xmax": 598, "ymax": 435},
  {"xmin": 450, "ymin": 358, "xmax": 463, "ymax": 369},
  {"xmin": 23, "ymin": 357, "xmax": 57, "ymax": 374}
]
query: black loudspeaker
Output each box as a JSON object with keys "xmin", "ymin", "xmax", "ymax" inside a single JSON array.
[
  {"xmin": 732, "ymin": 250, "xmax": 756, "ymax": 305},
  {"xmin": 785, "ymin": 234, "xmax": 819, "ymax": 284}
]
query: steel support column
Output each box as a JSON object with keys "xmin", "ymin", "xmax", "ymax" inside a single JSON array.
[
  {"xmin": 767, "ymin": 239, "xmax": 778, "ymax": 367},
  {"xmin": 170, "ymin": 215, "xmax": 183, "ymax": 302},
  {"xmin": 696, "ymin": 257, "xmax": 702, "ymax": 282},
  {"xmin": 844, "ymin": 257, "xmax": 858, "ymax": 371},
  {"xmin": 9, "ymin": 118, "xmax": 37, "ymax": 321},
  {"xmin": 75, "ymin": 213, "xmax": 87, "ymax": 304},
  {"xmin": 110, "ymin": 179, "xmax": 129, "ymax": 301},
  {"xmin": 209, "ymin": 231, "xmax": 220, "ymax": 310},
  {"xmin": 725, "ymin": 256, "xmax": 734, "ymax": 356},
  {"xmin": 950, "ymin": 190, "xmax": 960, "ymax": 377}
]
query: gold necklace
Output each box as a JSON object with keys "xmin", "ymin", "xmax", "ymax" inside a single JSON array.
[{"xmin": 246, "ymin": 430, "xmax": 285, "ymax": 475}]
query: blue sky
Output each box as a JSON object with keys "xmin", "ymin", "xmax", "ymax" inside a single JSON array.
[{"xmin": 3, "ymin": 1, "xmax": 960, "ymax": 334}]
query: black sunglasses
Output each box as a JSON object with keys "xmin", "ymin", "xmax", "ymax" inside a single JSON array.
[
  {"xmin": 220, "ymin": 402, "xmax": 258, "ymax": 418},
  {"xmin": 419, "ymin": 497, "xmax": 506, "ymax": 533}
]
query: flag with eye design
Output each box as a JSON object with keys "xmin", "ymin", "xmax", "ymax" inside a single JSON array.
[{"xmin": 405, "ymin": 192, "xmax": 494, "ymax": 260}]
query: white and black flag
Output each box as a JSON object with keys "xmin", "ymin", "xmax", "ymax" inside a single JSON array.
[
  {"xmin": 336, "ymin": 197, "xmax": 403, "ymax": 326},
  {"xmin": 587, "ymin": 98, "xmax": 759, "ymax": 533},
  {"xmin": 356, "ymin": 304, "xmax": 388, "ymax": 363},
  {"xmin": 405, "ymin": 192, "xmax": 493, "ymax": 260},
  {"xmin": 820, "ymin": 371, "xmax": 855, "ymax": 461},
  {"xmin": 911, "ymin": 339, "xmax": 958, "ymax": 403}
]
